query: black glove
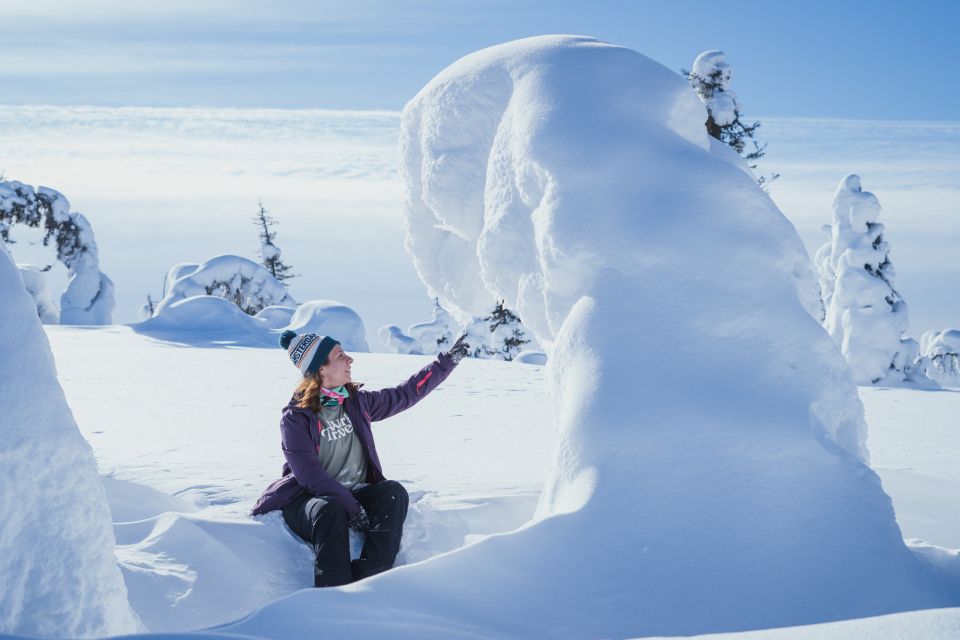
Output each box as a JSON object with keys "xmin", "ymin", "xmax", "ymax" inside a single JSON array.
[
  {"xmin": 348, "ymin": 506, "xmax": 370, "ymax": 532},
  {"xmin": 446, "ymin": 333, "xmax": 471, "ymax": 364}
]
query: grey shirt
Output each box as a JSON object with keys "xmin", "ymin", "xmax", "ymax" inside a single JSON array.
[{"xmin": 315, "ymin": 403, "xmax": 368, "ymax": 490}]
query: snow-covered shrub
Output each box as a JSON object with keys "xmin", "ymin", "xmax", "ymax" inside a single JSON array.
[
  {"xmin": 815, "ymin": 175, "xmax": 932, "ymax": 386},
  {"xmin": 0, "ymin": 242, "xmax": 138, "ymax": 636},
  {"xmin": 286, "ymin": 300, "xmax": 369, "ymax": 352},
  {"xmin": 379, "ymin": 298, "xmax": 455, "ymax": 355},
  {"xmin": 0, "ymin": 180, "xmax": 115, "ymax": 324},
  {"xmin": 462, "ymin": 301, "xmax": 534, "ymax": 361},
  {"xmin": 685, "ymin": 51, "xmax": 777, "ymax": 188},
  {"xmin": 395, "ymin": 35, "xmax": 949, "ymax": 635},
  {"xmin": 921, "ymin": 329, "xmax": 960, "ymax": 386},
  {"xmin": 17, "ymin": 265, "xmax": 58, "ymax": 323},
  {"xmin": 154, "ymin": 255, "xmax": 296, "ymax": 317}
]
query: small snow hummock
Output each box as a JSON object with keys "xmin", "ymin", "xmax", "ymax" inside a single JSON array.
[
  {"xmin": 0, "ymin": 242, "xmax": 139, "ymax": 637},
  {"xmin": 17, "ymin": 264, "xmax": 58, "ymax": 323},
  {"xmin": 153, "ymin": 255, "xmax": 297, "ymax": 318},
  {"xmin": 815, "ymin": 175, "xmax": 933, "ymax": 386},
  {"xmin": 921, "ymin": 329, "xmax": 960, "ymax": 386},
  {"xmin": 460, "ymin": 300, "xmax": 535, "ymax": 361},
  {"xmin": 286, "ymin": 300, "xmax": 369, "ymax": 352},
  {"xmin": 0, "ymin": 180, "xmax": 116, "ymax": 325}
]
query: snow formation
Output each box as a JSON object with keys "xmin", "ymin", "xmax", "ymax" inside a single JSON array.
[
  {"xmin": 0, "ymin": 180, "xmax": 115, "ymax": 324},
  {"xmin": 391, "ymin": 35, "xmax": 956, "ymax": 635},
  {"xmin": 154, "ymin": 255, "xmax": 297, "ymax": 317},
  {"xmin": 379, "ymin": 299, "xmax": 455, "ymax": 355},
  {"xmin": 815, "ymin": 175, "xmax": 929, "ymax": 385},
  {"xmin": 0, "ymin": 243, "xmax": 138, "ymax": 637},
  {"xmin": 17, "ymin": 265, "xmax": 58, "ymax": 323},
  {"xmin": 285, "ymin": 300, "xmax": 369, "ymax": 352},
  {"xmin": 921, "ymin": 329, "xmax": 960, "ymax": 386}
]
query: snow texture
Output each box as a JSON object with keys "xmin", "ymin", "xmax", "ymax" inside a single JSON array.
[
  {"xmin": 815, "ymin": 175, "xmax": 931, "ymax": 386},
  {"xmin": 921, "ymin": 329, "xmax": 960, "ymax": 386},
  {"xmin": 393, "ymin": 35, "xmax": 956, "ymax": 635},
  {"xmin": 17, "ymin": 264, "xmax": 58, "ymax": 323},
  {"xmin": 285, "ymin": 300, "xmax": 369, "ymax": 352},
  {"xmin": 155, "ymin": 255, "xmax": 297, "ymax": 317},
  {"xmin": 0, "ymin": 243, "xmax": 138, "ymax": 637}
]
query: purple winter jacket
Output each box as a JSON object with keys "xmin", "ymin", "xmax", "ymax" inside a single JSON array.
[{"xmin": 251, "ymin": 353, "xmax": 458, "ymax": 518}]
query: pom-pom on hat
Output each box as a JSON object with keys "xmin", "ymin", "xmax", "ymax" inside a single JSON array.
[{"xmin": 280, "ymin": 330, "xmax": 340, "ymax": 377}]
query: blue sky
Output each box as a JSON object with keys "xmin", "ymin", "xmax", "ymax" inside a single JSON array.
[{"xmin": 3, "ymin": 0, "xmax": 958, "ymax": 119}]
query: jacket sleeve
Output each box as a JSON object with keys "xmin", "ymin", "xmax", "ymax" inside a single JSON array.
[
  {"xmin": 359, "ymin": 352, "xmax": 458, "ymax": 422},
  {"xmin": 280, "ymin": 408, "xmax": 361, "ymax": 518}
]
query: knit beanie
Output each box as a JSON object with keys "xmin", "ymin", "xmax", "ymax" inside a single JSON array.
[{"xmin": 279, "ymin": 330, "xmax": 340, "ymax": 377}]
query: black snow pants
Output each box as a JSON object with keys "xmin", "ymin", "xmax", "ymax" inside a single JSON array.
[{"xmin": 282, "ymin": 480, "xmax": 409, "ymax": 587}]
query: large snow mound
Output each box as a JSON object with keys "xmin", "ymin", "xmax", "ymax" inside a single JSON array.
[
  {"xmin": 0, "ymin": 244, "xmax": 138, "ymax": 636},
  {"xmin": 394, "ymin": 34, "xmax": 957, "ymax": 636},
  {"xmin": 155, "ymin": 255, "xmax": 296, "ymax": 317}
]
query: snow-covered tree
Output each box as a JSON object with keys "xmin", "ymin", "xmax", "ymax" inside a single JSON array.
[
  {"xmin": 815, "ymin": 175, "xmax": 931, "ymax": 386},
  {"xmin": 1, "ymin": 242, "xmax": 139, "ymax": 637},
  {"xmin": 920, "ymin": 329, "xmax": 960, "ymax": 386},
  {"xmin": 253, "ymin": 200, "xmax": 295, "ymax": 284},
  {"xmin": 0, "ymin": 180, "xmax": 115, "ymax": 324},
  {"xmin": 684, "ymin": 51, "xmax": 778, "ymax": 189},
  {"xmin": 154, "ymin": 254, "xmax": 297, "ymax": 317},
  {"xmin": 462, "ymin": 300, "xmax": 533, "ymax": 361}
]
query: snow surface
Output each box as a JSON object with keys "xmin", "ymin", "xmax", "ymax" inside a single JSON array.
[
  {"xmin": 398, "ymin": 34, "xmax": 958, "ymax": 635},
  {"xmin": 32, "ymin": 324, "xmax": 960, "ymax": 640},
  {"xmin": 0, "ymin": 244, "xmax": 137, "ymax": 636}
]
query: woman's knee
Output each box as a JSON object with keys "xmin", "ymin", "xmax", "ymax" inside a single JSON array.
[{"xmin": 381, "ymin": 480, "xmax": 408, "ymax": 507}]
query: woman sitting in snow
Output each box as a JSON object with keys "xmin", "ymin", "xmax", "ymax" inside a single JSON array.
[{"xmin": 252, "ymin": 330, "xmax": 469, "ymax": 587}]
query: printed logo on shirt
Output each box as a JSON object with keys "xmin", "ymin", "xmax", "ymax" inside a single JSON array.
[{"xmin": 320, "ymin": 416, "xmax": 354, "ymax": 442}]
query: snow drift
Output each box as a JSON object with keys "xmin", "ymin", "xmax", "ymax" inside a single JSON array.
[
  {"xmin": 0, "ymin": 243, "xmax": 138, "ymax": 636},
  {"xmin": 231, "ymin": 36, "xmax": 960, "ymax": 639}
]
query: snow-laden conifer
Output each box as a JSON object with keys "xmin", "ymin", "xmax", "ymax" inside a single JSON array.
[
  {"xmin": 685, "ymin": 51, "xmax": 778, "ymax": 188},
  {"xmin": 0, "ymin": 180, "xmax": 115, "ymax": 324},
  {"xmin": 253, "ymin": 200, "xmax": 295, "ymax": 284},
  {"xmin": 815, "ymin": 175, "xmax": 931, "ymax": 386},
  {"xmin": 920, "ymin": 329, "xmax": 960, "ymax": 386},
  {"xmin": 462, "ymin": 300, "xmax": 533, "ymax": 361}
]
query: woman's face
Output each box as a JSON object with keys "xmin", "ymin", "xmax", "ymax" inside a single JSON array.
[{"xmin": 320, "ymin": 344, "xmax": 353, "ymax": 388}]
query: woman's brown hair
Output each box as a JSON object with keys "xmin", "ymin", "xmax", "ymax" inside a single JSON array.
[{"xmin": 294, "ymin": 371, "xmax": 361, "ymax": 413}]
